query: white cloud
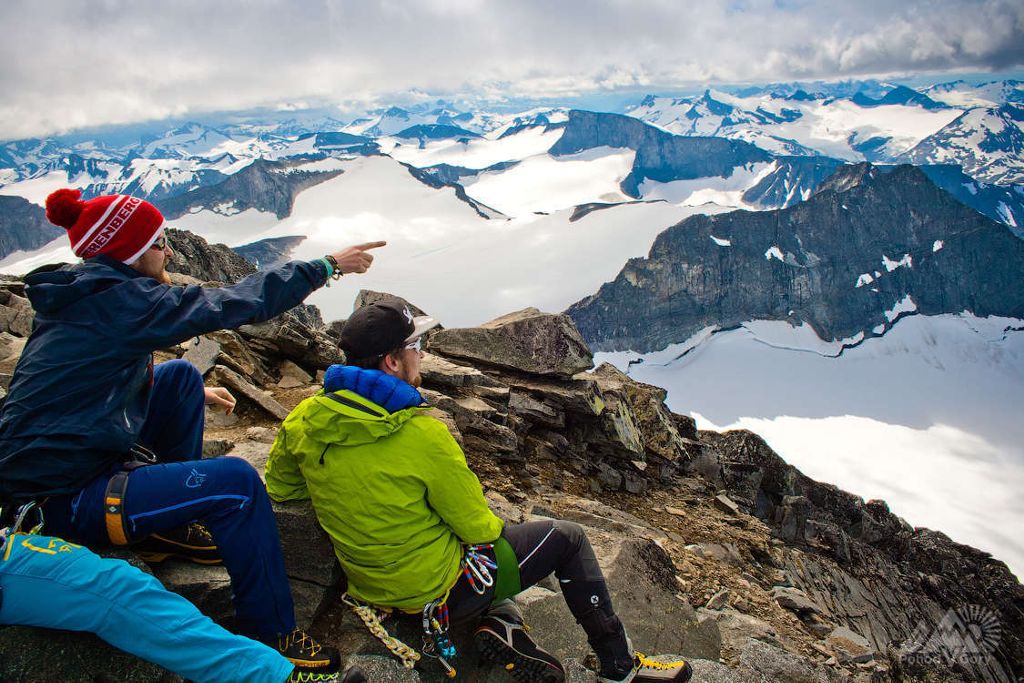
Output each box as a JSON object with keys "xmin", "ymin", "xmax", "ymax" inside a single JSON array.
[{"xmin": 1, "ymin": 0, "xmax": 1022, "ymax": 138}]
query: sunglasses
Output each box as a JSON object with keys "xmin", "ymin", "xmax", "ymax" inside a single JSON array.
[
  {"xmin": 150, "ymin": 234, "xmax": 169, "ymax": 251},
  {"xmin": 405, "ymin": 337, "xmax": 422, "ymax": 352}
]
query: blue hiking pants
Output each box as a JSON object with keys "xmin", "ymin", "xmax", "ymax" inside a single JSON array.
[
  {"xmin": 42, "ymin": 360, "xmax": 297, "ymax": 639},
  {"xmin": 0, "ymin": 531, "xmax": 294, "ymax": 683}
]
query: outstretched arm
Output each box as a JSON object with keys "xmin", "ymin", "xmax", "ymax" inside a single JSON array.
[{"xmin": 127, "ymin": 242, "xmax": 386, "ymax": 351}]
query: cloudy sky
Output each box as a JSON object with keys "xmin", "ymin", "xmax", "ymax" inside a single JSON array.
[{"xmin": 2, "ymin": 0, "xmax": 1023, "ymax": 139}]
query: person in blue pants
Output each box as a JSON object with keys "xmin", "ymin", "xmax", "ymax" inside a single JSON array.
[
  {"xmin": 0, "ymin": 189, "xmax": 382, "ymax": 681},
  {"xmin": 0, "ymin": 526, "xmax": 296, "ymax": 682}
]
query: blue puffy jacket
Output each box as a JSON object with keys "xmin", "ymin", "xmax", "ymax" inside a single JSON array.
[{"xmin": 0, "ymin": 254, "xmax": 327, "ymax": 500}]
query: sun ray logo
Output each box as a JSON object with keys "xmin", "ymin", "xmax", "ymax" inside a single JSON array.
[
  {"xmin": 185, "ymin": 468, "xmax": 208, "ymax": 489},
  {"xmin": 900, "ymin": 605, "xmax": 1001, "ymax": 667}
]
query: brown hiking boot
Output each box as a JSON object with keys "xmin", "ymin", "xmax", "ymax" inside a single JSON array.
[{"xmin": 133, "ymin": 522, "xmax": 221, "ymax": 565}]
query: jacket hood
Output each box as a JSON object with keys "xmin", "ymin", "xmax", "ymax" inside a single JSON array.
[
  {"xmin": 24, "ymin": 257, "xmax": 139, "ymax": 315},
  {"xmin": 303, "ymin": 365, "xmax": 425, "ymax": 446},
  {"xmin": 300, "ymin": 389, "xmax": 424, "ymax": 446}
]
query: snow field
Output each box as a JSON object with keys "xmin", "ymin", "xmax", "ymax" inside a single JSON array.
[{"xmin": 596, "ymin": 314, "xmax": 1024, "ymax": 577}]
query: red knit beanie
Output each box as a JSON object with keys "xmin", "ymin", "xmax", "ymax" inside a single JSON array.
[{"xmin": 45, "ymin": 189, "xmax": 165, "ymax": 263}]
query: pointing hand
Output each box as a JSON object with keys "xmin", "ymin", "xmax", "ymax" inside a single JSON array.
[{"xmin": 330, "ymin": 241, "xmax": 386, "ymax": 274}]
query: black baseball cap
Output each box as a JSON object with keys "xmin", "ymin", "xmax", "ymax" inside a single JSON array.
[{"xmin": 340, "ymin": 298, "xmax": 439, "ymax": 361}]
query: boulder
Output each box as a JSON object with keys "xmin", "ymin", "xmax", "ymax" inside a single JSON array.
[
  {"xmin": 209, "ymin": 365, "xmax": 289, "ymax": 420},
  {"xmin": 239, "ymin": 313, "xmax": 342, "ymax": 373},
  {"xmin": 515, "ymin": 536, "xmax": 722, "ymax": 664},
  {"xmin": 705, "ymin": 588, "xmax": 731, "ymax": 610},
  {"xmin": 206, "ymin": 329, "xmax": 272, "ymax": 385},
  {"xmin": 427, "ymin": 308, "xmax": 593, "ymax": 379},
  {"xmin": 589, "ymin": 363, "xmax": 689, "ymax": 465},
  {"xmin": 420, "ymin": 352, "xmax": 495, "ymax": 389},
  {"xmin": 181, "ymin": 335, "xmax": 221, "ymax": 375},
  {"xmin": 277, "ymin": 359, "xmax": 314, "ymax": 388},
  {"xmin": 0, "ymin": 289, "xmax": 33, "ymax": 337},
  {"xmin": 698, "ymin": 607, "xmax": 780, "ymax": 651},
  {"xmin": 772, "ymin": 586, "xmax": 823, "ymax": 615}
]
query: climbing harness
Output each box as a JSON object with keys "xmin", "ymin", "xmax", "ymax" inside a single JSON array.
[
  {"xmin": 103, "ymin": 444, "xmax": 159, "ymax": 546},
  {"xmin": 341, "ymin": 543, "xmax": 502, "ymax": 678}
]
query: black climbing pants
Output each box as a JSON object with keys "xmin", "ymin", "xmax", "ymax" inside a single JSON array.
[{"xmin": 446, "ymin": 519, "xmax": 628, "ymax": 663}]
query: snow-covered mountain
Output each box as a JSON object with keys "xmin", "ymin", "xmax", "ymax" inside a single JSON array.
[
  {"xmin": 627, "ymin": 88, "xmax": 962, "ymax": 161},
  {"xmin": 924, "ymin": 79, "xmax": 1024, "ymax": 108},
  {"xmin": 901, "ymin": 104, "xmax": 1024, "ymax": 186}
]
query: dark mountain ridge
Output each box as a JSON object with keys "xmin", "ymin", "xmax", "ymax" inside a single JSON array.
[
  {"xmin": 549, "ymin": 110, "xmax": 773, "ymax": 197},
  {"xmin": 155, "ymin": 158, "xmax": 343, "ymax": 220},
  {"xmin": 568, "ymin": 163, "xmax": 1024, "ymax": 352},
  {"xmin": 0, "ymin": 196, "xmax": 64, "ymax": 261}
]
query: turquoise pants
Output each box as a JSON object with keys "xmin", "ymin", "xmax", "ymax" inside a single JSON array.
[{"xmin": 0, "ymin": 531, "xmax": 294, "ymax": 683}]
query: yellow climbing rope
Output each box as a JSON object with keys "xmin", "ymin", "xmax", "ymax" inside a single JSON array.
[{"xmin": 341, "ymin": 594, "xmax": 422, "ymax": 669}]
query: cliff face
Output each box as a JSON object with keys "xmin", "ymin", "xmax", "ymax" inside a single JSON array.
[
  {"xmin": 0, "ymin": 195, "xmax": 64, "ymax": 261},
  {"xmin": 549, "ymin": 110, "xmax": 772, "ymax": 197},
  {"xmin": 568, "ymin": 163, "xmax": 1024, "ymax": 352}
]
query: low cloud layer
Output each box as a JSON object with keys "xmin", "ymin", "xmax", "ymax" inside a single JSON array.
[{"xmin": 2, "ymin": 0, "xmax": 1023, "ymax": 139}]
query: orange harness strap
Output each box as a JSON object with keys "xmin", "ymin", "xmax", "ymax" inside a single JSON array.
[{"xmin": 103, "ymin": 470, "xmax": 131, "ymax": 546}]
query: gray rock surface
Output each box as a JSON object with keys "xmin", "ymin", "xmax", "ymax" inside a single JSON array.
[{"xmin": 427, "ymin": 308, "xmax": 593, "ymax": 378}]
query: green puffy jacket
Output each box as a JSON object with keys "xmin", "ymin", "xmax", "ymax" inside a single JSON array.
[{"xmin": 265, "ymin": 388, "xmax": 504, "ymax": 610}]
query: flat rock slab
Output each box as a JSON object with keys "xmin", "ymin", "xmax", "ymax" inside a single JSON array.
[
  {"xmin": 210, "ymin": 364, "xmax": 289, "ymax": 420},
  {"xmin": 826, "ymin": 626, "xmax": 875, "ymax": 664},
  {"xmin": 181, "ymin": 335, "xmax": 221, "ymax": 375},
  {"xmin": 427, "ymin": 308, "xmax": 593, "ymax": 379},
  {"xmin": 772, "ymin": 586, "xmax": 823, "ymax": 615}
]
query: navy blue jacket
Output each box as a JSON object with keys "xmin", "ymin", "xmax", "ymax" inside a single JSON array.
[{"xmin": 0, "ymin": 255, "xmax": 328, "ymax": 500}]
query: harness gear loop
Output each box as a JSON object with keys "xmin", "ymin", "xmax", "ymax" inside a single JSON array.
[
  {"xmin": 341, "ymin": 593, "xmax": 421, "ymax": 669},
  {"xmin": 421, "ymin": 592, "xmax": 457, "ymax": 678},
  {"xmin": 104, "ymin": 470, "xmax": 131, "ymax": 546}
]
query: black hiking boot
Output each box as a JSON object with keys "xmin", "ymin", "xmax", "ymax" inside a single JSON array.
[
  {"xmin": 133, "ymin": 522, "xmax": 221, "ymax": 565},
  {"xmin": 475, "ymin": 614, "xmax": 565, "ymax": 682},
  {"xmin": 271, "ymin": 628, "xmax": 353, "ymax": 682}
]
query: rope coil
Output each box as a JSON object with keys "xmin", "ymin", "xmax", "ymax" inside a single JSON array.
[{"xmin": 341, "ymin": 594, "xmax": 422, "ymax": 669}]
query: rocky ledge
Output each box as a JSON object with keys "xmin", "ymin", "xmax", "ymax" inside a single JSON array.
[{"xmin": 0, "ymin": 232, "xmax": 1020, "ymax": 683}]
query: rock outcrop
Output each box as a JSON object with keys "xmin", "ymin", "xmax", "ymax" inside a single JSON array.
[
  {"xmin": 0, "ymin": 236, "xmax": 1020, "ymax": 682},
  {"xmin": 426, "ymin": 308, "xmax": 594, "ymax": 379},
  {"xmin": 568, "ymin": 163, "xmax": 1024, "ymax": 352}
]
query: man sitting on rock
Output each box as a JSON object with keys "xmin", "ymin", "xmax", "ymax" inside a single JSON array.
[
  {"xmin": 265, "ymin": 298, "xmax": 693, "ymax": 683},
  {"xmin": 0, "ymin": 188, "xmax": 381, "ymax": 682}
]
